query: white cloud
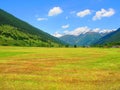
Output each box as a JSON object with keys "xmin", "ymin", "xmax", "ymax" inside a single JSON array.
[
  {"xmin": 64, "ymin": 26, "xmax": 90, "ymax": 36},
  {"xmin": 93, "ymin": 8, "xmax": 115, "ymax": 20},
  {"xmin": 92, "ymin": 28, "xmax": 100, "ymax": 32},
  {"xmin": 77, "ymin": 9, "xmax": 91, "ymax": 17},
  {"xmin": 48, "ymin": 7, "xmax": 63, "ymax": 16},
  {"xmin": 62, "ymin": 24, "xmax": 69, "ymax": 29},
  {"xmin": 37, "ymin": 18, "xmax": 48, "ymax": 21},
  {"xmin": 53, "ymin": 32, "xmax": 63, "ymax": 37}
]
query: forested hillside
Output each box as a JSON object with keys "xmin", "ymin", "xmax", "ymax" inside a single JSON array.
[{"xmin": 0, "ymin": 9, "xmax": 65, "ymax": 47}]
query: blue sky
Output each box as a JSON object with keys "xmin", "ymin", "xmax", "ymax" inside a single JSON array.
[{"xmin": 0, "ymin": 0, "xmax": 120, "ymax": 37}]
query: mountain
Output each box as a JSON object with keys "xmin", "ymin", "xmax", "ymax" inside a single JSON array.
[
  {"xmin": 0, "ymin": 9, "xmax": 65, "ymax": 47},
  {"xmin": 60, "ymin": 32, "xmax": 109, "ymax": 46},
  {"xmin": 94, "ymin": 28, "xmax": 120, "ymax": 46}
]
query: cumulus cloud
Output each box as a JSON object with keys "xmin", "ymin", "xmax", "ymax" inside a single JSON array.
[
  {"xmin": 92, "ymin": 28, "xmax": 100, "ymax": 32},
  {"xmin": 37, "ymin": 18, "xmax": 48, "ymax": 21},
  {"xmin": 76, "ymin": 9, "xmax": 91, "ymax": 17},
  {"xmin": 93, "ymin": 8, "xmax": 115, "ymax": 20},
  {"xmin": 48, "ymin": 7, "xmax": 63, "ymax": 16},
  {"xmin": 65, "ymin": 27, "xmax": 90, "ymax": 36},
  {"xmin": 62, "ymin": 24, "xmax": 69, "ymax": 29},
  {"xmin": 53, "ymin": 27, "xmax": 90, "ymax": 37},
  {"xmin": 53, "ymin": 32, "xmax": 63, "ymax": 37}
]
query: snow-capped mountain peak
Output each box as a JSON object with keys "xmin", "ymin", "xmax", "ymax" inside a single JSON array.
[{"xmin": 53, "ymin": 27, "xmax": 115, "ymax": 37}]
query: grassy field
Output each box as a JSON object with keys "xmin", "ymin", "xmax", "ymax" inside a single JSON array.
[{"xmin": 0, "ymin": 46, "xmax": 120, "ymax": 90}]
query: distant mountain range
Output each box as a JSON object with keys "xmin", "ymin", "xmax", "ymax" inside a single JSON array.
[
  {"xmin": 59, "ymin": 31, "xmax": 112, "ymax": 46},
  {"xmin": 59, "ymin": 28, "xmax": 120, "ymax": 47},
  {"xmin": 0, "ymin": 9, "xmax": 65, "ymax": 47}
]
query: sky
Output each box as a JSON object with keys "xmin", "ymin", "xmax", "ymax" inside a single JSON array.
[{"xmin": 0, "ymin": 0, "xmax": 120, "ymax": 37}]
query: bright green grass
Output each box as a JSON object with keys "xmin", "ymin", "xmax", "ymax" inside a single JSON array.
[{"xmin": 0, "ymin": 46, "xmax": 120, "ymax": 90}]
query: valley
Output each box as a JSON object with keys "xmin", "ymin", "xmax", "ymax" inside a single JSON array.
[{"xmin": 0, "ymin": 1, "xmax": 120, "ymax": 90}]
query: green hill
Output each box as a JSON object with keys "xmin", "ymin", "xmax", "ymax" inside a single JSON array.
[{"xmin": 0, "ymin": 9, "xmax": 65, "ymax": 47}]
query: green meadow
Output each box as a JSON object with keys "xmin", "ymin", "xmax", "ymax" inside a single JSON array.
[{"xmin": 0, "ymin": 46, "xmax": 120, "ymax": 90}]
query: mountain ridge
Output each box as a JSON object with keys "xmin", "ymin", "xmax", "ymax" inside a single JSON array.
[
  {"xmin": 59, "ymin": 31, "xmax": 111, "ymax": 46},
  {"xmin": 94, "ymin": 28, "xmax": 120, "ymax": 46}
]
